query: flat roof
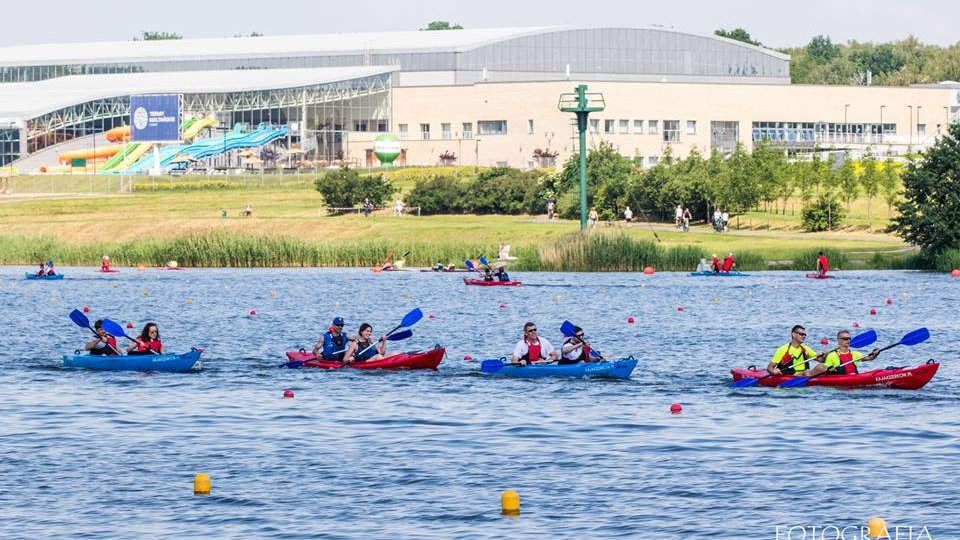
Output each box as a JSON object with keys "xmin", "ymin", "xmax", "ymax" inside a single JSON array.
[
  {"xmin": 0, "ymin": 66, "xmax": 396, "ymax": 119},
  {"xmin": 0, "ymin": 26, "xmax": 789, "ymax": 67}
]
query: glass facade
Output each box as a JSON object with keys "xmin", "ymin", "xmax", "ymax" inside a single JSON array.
[
  {"xmin": 752, "ymin": 121, "xmax": 897, "ymax": 146},
  {"xmin": 1, "ymin": 128, "xmax": 20, "ymax": 166}
]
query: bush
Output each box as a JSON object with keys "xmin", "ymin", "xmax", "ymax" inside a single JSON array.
[
  {"xmin": 406, "ymin": 175, "xmax": 467, "ymax": 214},
  {"xmin": 801, "ymin": 196, "xmax": 846, "ymax": 231},
  {"xmin": 314, "ymin": 167, "xmax": 395, "ymax": 208},
  {"xmin": 467, "ymin": 168, "xmax": 545, "ymax": 214},
  {"xmin": 131, "ymin": 181, "xmax": 241, "ymax": 192}
]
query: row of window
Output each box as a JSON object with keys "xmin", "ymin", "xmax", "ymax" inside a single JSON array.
[
  {"xmin": 398, "ymin": 120, "xmax": 509, "ymax": 140},
  {"xmin": 396, "ymin": 119, "xmax": 699, "ymax": 141},
  {"xmin": 588, "ymin": 119, "xmax": 697, "ymax": 140}
]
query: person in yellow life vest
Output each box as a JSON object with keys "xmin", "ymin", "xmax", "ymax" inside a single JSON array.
[
  {"xmin": 805, "ymin": 330, "xmax": 881, "ymax": 377},
  {"xmin": 766, "ymin": 325, "xmax": 825, "ymax": 376}
]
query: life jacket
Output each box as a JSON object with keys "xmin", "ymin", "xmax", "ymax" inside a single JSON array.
[
  {"xmin": 777, "ymin": 345, "xmax": 812, "ymax": 375},
  {"xmin": 355, "ymin": 338, "xmax": 377, "ymax": 361},
  {"xmin": 818, "ymin": 256, "xmax": 829, "ymax": 273},
  {"xmin": 46, "ymin": 268, "xmax": 56, "ymax": 276},
  {"xmin": 831, "ymin": 351, "xmax": 857, "ymax": 375},
  {"xmin": 711, "ymin": 258, "xmax": 721, "ymax": 272},
  {"xmin": 136, "ymin": 338, "xmax": 162, "ymax": 353},
  {"xmin": 723, "ymin": 257, "xmax": 734, "ymax": 272},
  {"xmin": 90, "ymin": 336, "xmax": 118, "ymax": 356},
  {"xmin": 562, "ymin": 337, "xmax": 591, "ymax": 362},
  {"xmin": 521, "ymin": 338, "xmax": 544, "ymax": 361},
  {"xmin": 323, "ymin": 329, "xmax": 347, "ymax": 360}
]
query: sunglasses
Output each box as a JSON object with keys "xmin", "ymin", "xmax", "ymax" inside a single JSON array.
[
  {"xmin": 839, "ymin": 336, "xmax": 851, "ymax": 341},
  {"xmin": 794, "ymin": 332, "xmax": 806, "ymax": 337},
  {"xmin": 575, "ymin": 334, "xmax": 584, "ymax": 338},
  {"xmin": 526, "ymin": 328, "xmax": 538, "ymax": 333}
]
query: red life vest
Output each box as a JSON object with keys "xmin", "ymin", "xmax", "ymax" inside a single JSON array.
[
  {"xmin": 818, "ymin": 256, "xmax": 829, "ymax": 273},
  {"xmin": 137, "ymin": 338, "xmax": 162, "ymax": 353},
  {"xmin": 833, "ymin": 351, "xmax": 857, "ymax": 375},
  {"xmin": 777, "ymin": 346, "xmax": 811, "ymax": 375},
  {"xmin": 563, "ymin": 337, "xmax": 591, "ymax": 361},
  {"xmin": 711, "ymin": 258, "xmax": 721, "ymax": 271},
  {"xmin": 522, "ymin": 338, "xmax": 543, "ymax": 361},
  {"xmin": 723, "ymin": 257, "xmax": 734, "ymax": 272}
]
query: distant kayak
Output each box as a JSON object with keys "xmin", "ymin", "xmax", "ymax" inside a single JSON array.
[
  {"xmin": 730, "ymin": 361, "xmax": 939, "ymax": 390},
  {"xmin": 805, "ymin": 273, "xmax": 835, "ymax": 279},
  {"xmin": 96, "ymin": 269, "xmax": 120, "ymax": 274},
  {"xmin": 419, "ymin": 268, "xmax": 472, "ymax": 273},
  {"xmin": 283, "ymin": 348, "xmax": 444, "ymax": 370},
  {"xmin": 481, "ymin": 357, "xmax": 637, "ymax": 379},
  {"xmin": 689, "ymin": 271, "xmax": 750, "ymax": 277},
  {"xmin": 63, "ymin": 348, "xmax": 203, "ymax": 373},
  {"xmin": 463, "ymin": 278, "xmax": 522, "ymax": 286},
  {"xmin": 158, "ymin": 266, "xmax": 188, "ymax": 271},
  {"xmin": 24, "ymin": 273, "xmax": 64, "ymax": 280}
]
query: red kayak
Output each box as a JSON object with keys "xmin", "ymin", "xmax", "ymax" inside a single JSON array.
[
  {"xmin": 730, "ymin": 361, "xmax": 939, "ymax": 390},
  {"xmin": 463, "ymin": 278, "xmax": 522, "ymax": 286},
  {"xmin": 96, "ymin": 269, "xmax": 120, "ymax": 274},
  {"xmin": 284, "ymin": 347, "xmax": 444, "ymax": 370},
  {"xmin": 805, "ymin": 273, "xmax": 835, "ymax": 279}
]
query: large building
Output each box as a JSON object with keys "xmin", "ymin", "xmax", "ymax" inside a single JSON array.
[{"xmin": 1, "ymin": 26, "xmax": 957, "ymax": 170}]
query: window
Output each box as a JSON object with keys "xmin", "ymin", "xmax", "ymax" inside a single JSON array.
[
  {"xmin": 648, "ymin": 120, "xmax": 659, "ymax": 134},
  {"xmin": 399, "ymin": 124, "xmax": 409, "ymax": 139},
  {"xmin": 462, "ymin": 122, "xmax": 473, "ymax": 140},
  {"xmin": 589, "ymin": 119, "xmax": 599, "ymax": 133},
  {"xmin": 420, "ymin": 123, "xmax": 430, "ymax": 140},
  {"xmin": 441, "ymin": 123, "xmax": 452, "ymax": 140},
  {"xmin": 917, "ymin": 124, "xmax": 926, "ymax": 138},
  {"xmin": 353, "ymin": 121, "xmax": 368, "ymax": 132},
  {"xmin": 619, "ymin": 120, "xmax": 630, "ymax": 134},
  {"xmin": 377, "ymin": 121, "xmax": 387, "ymax": 132},
  {"xmin": 527, "ymin": 119, "xmax": 535, "ymax": 135},
  {"xmin": 687, "ymin": 120, "xmax": 697, "ymax": 135},
  {"xmin": 633, "ymin": 120, "xmax": 644, "ymax": 134},
  {"xmin": 478, "ymin": 120, "xmax": 507, "ymax": 135},
  {"xmin": 663, "ymin": 120, "xmax": 680, "ymax": 142},
  {"xmin": 604, "ymin": 119, "xmax": 615, "ymax": 134},
  {"xmin": 648, "ymin": 156, "xmax": 659, "ymax": 166}
]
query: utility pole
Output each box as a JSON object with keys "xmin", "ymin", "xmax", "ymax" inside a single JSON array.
[{"xmin": 558, "ymin": 85, "xmax": 605, "ymax": 231}]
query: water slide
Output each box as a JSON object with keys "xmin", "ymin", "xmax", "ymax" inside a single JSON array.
[
  {"xmin": 110, "ymin": 143, "xmax": 153, "ymax": 171},
  {"xmin": 121, "ymin": 123, "xmax": 287, "ymax": 174},
  {"xmin": 102, "ymin": 143, "xmax": 139, "ymax": 171},
  {"xmin": 105, "ymin": 125, "xmax": 130, "ymax": 143},
  {"xmin": 57, "ymin": 145, "xmax": 124, "ymax": 164},
  {"xmin": 103, "ymin": 116, "xmax": 210, "ymax": 172}
]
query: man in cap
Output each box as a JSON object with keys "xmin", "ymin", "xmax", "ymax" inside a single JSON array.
[
  {"xmin": 722, "ymin": 252, "xmax": 736, "ymax": 273},
  {"xmin": 314, "ymin": 316, "xmax": 352, "ymax": 362}
]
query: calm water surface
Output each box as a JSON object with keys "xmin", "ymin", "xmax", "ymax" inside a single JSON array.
[{"xmin": 1, "ymin": 267, "xmax": 957, "ymax": 539}]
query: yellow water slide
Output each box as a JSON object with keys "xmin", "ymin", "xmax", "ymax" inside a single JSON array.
[
  {"xmin": 183, "ymin": 115, "xmax": 217, "ymax": 141},
  {"xmin": 111, "ymin": 143, "xmax": 153, "ymax": 171}
]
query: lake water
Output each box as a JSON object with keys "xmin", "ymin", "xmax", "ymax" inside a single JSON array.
[{"xmin": 1, "ymin": 267, "xmax": 957, "ymax": 539}]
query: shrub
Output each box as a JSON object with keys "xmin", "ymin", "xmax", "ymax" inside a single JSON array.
[
  {"xmin": 314, "ymin": 167, "xmax": 395, "ymax": 208},
  {"xmin": 406, "ymin": 175, "xmax": 467, "ymax": 214},
  {"xmin": 467, "ymin": 168, "xmax": 544, "ymax": 214},
  {"xmin": 801, "ymin": 195, "xmax": 846, "ymax": 231}
]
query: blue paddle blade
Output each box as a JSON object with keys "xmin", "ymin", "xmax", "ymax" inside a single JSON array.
[
  {"xmin": 730, "ymin": 377, "xmax": 760, "ymax": 388},
  {"xmin": 465, "ymin": 260, "xmax": 475, "ymax": 271},
  {"xmin": 899, "ymin": 327, "xmax": 929, "ymax": 346},
  {"xmin": 480, "ymin": 359, "xmax": 506, "ymax": 373},
  {"xmin": 100, "ymin": 319, "xmax": 127, "ymax": 339},
  {"xmin": 280, "ymin": 361, "xmax": 306, "ymax": 369},
  {"xmin": 778, "ymin": 377, "xmax": 810, "ymax": 389},
  {"xmin": 399, "ymin": 307, "xmax": 424, "ymax": 329},
  {"xmin": 479, "ymin": 256, "xmax": 489, "ymax": 267},
  {"xmin": 388, "ymin": 329, "xmax": 413, "ymax": 341},
  {"xmin": 69, "ymin": 309, "xmax": 91, "ymax": 329},
  {"xmin": 850, "ymin": 329, "xmax": 878, "ymax": 348},
  {"xmin": 560, "ymin": 320, "xmax": 576, "ymax": 337}
]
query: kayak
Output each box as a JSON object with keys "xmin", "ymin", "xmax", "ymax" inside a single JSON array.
[
  {"xmin": 24, "ymin": 273, "xmax": 64, "ymax": 280},
  {"xmin": 805, "ymin": 273, "xmax": 835, "ymax": 279},
  {"xmin": 483, "ymin": 357, "xmax": 637, "ymax": 379},
  {"xmin": 689, "ymin": 271, "xmax": 750, "ymax": 277},
  {"xmin": 62, "ymin": 348, "xmax": 203, "ymax": 373},
  {"xmin": 97, "ymin": 268, "xmax": 120, "ymax": 274},
  {"xmin": 463, "ymin": 278, "xmax": 522, "ymax": 286},
  {"xmin": 419, "ymin": 268, "xmax": 472, "ymax": 273},
  {"xmin": 283, "ymin": 347, "xmax": 444, "ymax": 370},
  {"xmin": 730, "ymin": 361, "xmax": 939, "ymax": 390},
  {"xmin": 158, "ymin": 266, "xmax": 188, "ymax": 271}
]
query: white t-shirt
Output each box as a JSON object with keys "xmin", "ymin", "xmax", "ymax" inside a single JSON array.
[
  {"xmin": 513, "ymin": 337, "xmax": 554, "ymax": 361},
  {"xmin": 675, "ymin": 206, "xmax": 683, "ymax": 218},
  {"xmin": 624, "ymin": 208, "xmax": 633, "ymax": 220}
]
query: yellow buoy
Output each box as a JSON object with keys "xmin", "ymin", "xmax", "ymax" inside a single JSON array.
[
  {"xmin": 186, "ymin": 298, "xmax": 193, "ymax": 304},
  {"xmin": 137, "ymin": 264, "xmax": 146, "ymax": 272},
  {"xmin": 712, "ymin": 296, "xmax": 719, "ymax": 304},
  {"xmin": 193, "ymin": 473, "xmax": 211, "ymax": 496},
  {"xmin": 501, "ymin": 490, "xmax": 520, "ymax": 515},
  {"xmin": 143, "ymin": 289, "xmax": 149, "ymax": 296},
  {"xmin": 901, "ymin": 292, "xmax": 908, "ymax": 299},
  {"xmin": 271, "ymin": 291, "xmax": 278, "ymax": 298},
  {"xmin": 335, "ymin": 301, "xmax": 341, "ymax": 307},
  {"xmin": 747, "ymin": 290, "xmax": 752, "ymax": 296},
  {"xmin": 554, "ymin": 294, "xmax": 561, "ymax": 301},
  {"xmin": 867, "ymin": 517, "xmax": 888, "ymax": 538},
  {"xmin": 112, "ymin": 283, "xmax": 118, "ymax": 288}
]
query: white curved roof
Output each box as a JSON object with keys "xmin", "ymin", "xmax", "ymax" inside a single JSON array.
[
  {"xmin": 0, "ymin": 27, "xmax": 559, "ymax": 67},
  {"xmin": 0, "ymin": 66, "xmax": 396, "ymax": 120}
]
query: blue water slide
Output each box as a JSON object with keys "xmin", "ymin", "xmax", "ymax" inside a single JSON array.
[{"xmin": 121, "ymin": 124, "xmax": 287, "ymax": 173}]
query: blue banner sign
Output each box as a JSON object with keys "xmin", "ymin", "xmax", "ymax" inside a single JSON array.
[{"xmin": 130, "ymin": 94, "xmax": 181, "ymax": 142}]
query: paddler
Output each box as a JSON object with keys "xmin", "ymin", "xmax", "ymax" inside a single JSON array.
[
  {"xmin": 126, "ymin": 322, "xmax": 164, "ymax": 355},
  {"xmin": 101, "ymin": 255, "xmax": 111, "ymax": 272},
  {"xmin": 766, "ymin": 325, "xmax": 824, "ymax": 376},
  {"xmin": 45, "ymin": 260, "xmax": 57, "ymax": 276},
  {"xmin": 805, "ymin": 329, "xmax": 881, "ymax": 376},
  {"xmin": 313, "ymin": 316, "xmax": 351, "ymax": 362},
  {"xmin": 816, "ymin": 251, "xmax": 829, "ymax": 277},
  {"xmin": 494, "ymin": 263, "xmax": 511, "ymax": 282},
  {"xmin": 84, "ymin": 319, "xmax": 121, "ymax": 356},
  {"xmin": 559, "ymin": 325, "xmax": 605, "ymax": 364},
  {"xmin": 343, "ymin": 323, "xmax": 396, "ymax": 363},
  {"xmin": 511, "ymin": 322, "xmax": 558, "ymax": 366},
  {"xmin": 722, "ymin": 252, "xmax": 736, "ymax": 273},
  {"xmin": 711, "ymin": 254, "xmax": 721, "ymax": 273}
]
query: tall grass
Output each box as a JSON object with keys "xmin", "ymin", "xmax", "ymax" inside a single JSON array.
[
  {"xmin": 534, "ymin": 232, "xmax": 724, "ymax": 272},
  {"xmin": 790, "ymin": 248, "xmax": 850, "ymax": 271}
]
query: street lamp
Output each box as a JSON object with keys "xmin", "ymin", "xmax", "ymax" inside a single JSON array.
[
  {"xmin": 843, "ymin": 104, "xmax": 850, "ymax": 144},
  {"xmin": 917, "ymin": 105, "xmax": 923, "ymax": 142},
  {"xmin": 908, "ymin": 105, "xmax": 913, "ymax": 145},
  {"xmin": 474, "ymin": 138, "xmax": 481, "ymax": 170}
]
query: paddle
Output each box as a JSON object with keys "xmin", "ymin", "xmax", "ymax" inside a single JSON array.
[
  {"xmin": 730, "ymin": 329, "xmax": 878, "ymax": 388},
  {"xmin": 778, "ymin": 327, "xmax": 929, "ymax": 389},
  {"xmin": 560, "ymin": 320, "xmax": 604, "ymax": 359},
  {"xmin": 70, "ymin": 309, "xmax": 122, "ymax": 355},
  {"xmin": 353, "ymin": 308, "xmax": 423, "ymax": 359},
  {"xmin": 481, "ymin": 358, "xmax": 517, "ymax": 374},
  {"xmin": 281, "ymin": 329, "xmax": 415, "ymax": 368},
  {"xmin": 101, "ymin": 318, "xmax": 160, "ymax": 355},
  {"xmin": 465, "ymin": 260, "xmax": 477, "ymax": 272},
  {"xmin": 479, "ymin": 256, "xmax": 490, "ymax": 268}
]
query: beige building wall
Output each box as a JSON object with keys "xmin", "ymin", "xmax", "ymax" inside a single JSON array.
[{"xmin": 350, "ymin": 81, "xmax": 957, "ymax": 168}]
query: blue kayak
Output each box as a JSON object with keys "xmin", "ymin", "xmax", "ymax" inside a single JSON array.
[
  {"xmin": 62, "ymin": 348, "xmax": 203, "ymax": 373},
  {"xmin": 25, "ymin": 273, "xmax": 64, "ymax": 280},
  {"xmin": 482, "ymin": 357, "xmax": 637, "ymax": 379},
  {"xmin": 689, "ymin": 271, "xmax": 750, "ymax": 277}
]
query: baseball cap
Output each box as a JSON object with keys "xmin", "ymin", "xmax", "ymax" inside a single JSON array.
[{"xmin": 332, "ymin": 317, "xmax": 345, "ymax": 326}]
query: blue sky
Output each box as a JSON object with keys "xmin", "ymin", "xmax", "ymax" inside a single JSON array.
[{"xmin": 1, "ymin": 0, "xmax": 955, "ymax": 48}]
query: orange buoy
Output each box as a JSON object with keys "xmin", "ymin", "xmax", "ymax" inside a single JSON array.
[{"xmin": 643, "ymin": 266, "xmax": 655, "ymax": 275}]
